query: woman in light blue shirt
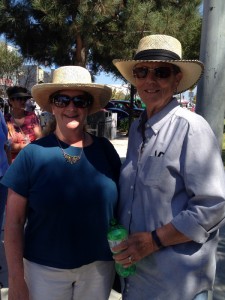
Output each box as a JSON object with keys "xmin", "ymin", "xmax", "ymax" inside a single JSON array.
[{"xmin": 112, "ymin": 35, "xmax": 225, "ymax": 300}]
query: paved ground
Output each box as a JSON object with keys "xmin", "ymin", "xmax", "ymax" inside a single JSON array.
[
  {"xmin": 1, "ymin": 133, "xmax": 225, "ymax": 299},
  {"xmin": 110, "ymin": 132, "xmax": 128, "ymax": 163}
]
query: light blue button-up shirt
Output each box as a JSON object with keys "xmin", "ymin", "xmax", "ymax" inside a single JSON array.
[{"xmin": 119, "ymin": 98, "xmax": 225, "ymax": 300}]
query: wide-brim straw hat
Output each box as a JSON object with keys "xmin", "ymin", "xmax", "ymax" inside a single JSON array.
[
  {"xmin": 31, "ymin": 66, "xmax": 112, "ymax": 115},
  {"xmin": 113, "ymin": 35, "xmax": 204, "ymax": 94}
]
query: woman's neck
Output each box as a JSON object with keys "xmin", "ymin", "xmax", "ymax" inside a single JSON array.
[{"xmin": 54, "ymin": 128, "xmax": 86, "ymax": 146}]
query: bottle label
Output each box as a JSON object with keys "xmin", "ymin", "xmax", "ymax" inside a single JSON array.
[{"xmin": 108, "ymin": 238, "xmax": 127, "ymax": 253}]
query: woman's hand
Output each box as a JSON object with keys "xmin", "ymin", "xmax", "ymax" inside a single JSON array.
[{"xmin": 112, "ymin": 232, "xmax": 157, "ymax": 267}]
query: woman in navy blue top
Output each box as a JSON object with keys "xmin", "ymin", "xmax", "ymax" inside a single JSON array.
[{"xmin": 1, "ymin": 66, "xmax": 121, "ymax": 300}]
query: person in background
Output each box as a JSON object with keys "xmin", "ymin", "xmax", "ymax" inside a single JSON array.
[
  {"xmin": 0, "ymin": 109, "xmax": 11, "ymax": 233},
  {"xmin": 0, "ymin": 97, "xmax": 9, "ymax": 115},
  {"xmin": 0, "ymin": 97, "xmax": 4, "ymax": 113},
  {"xmin": 1, "ymin": 66, "xmax": 121, "ymax": 300},
  {"xmin": 4, "ymin": 86, "xmax": 42, "ymax": 161},
  {"xmin": 25, "ymin": 97, "xmax": 36, "ymax": 112},
  {"xmin": 39, "ymin": 110, "xmax": 56, "ymax": 136},
  {"xmin": 112, "ymin": 34, "xmax": 225, "ymax": 300},
  {"xmin": 0, "ymin": 109, "xmax": 11, "ymax": 280}
]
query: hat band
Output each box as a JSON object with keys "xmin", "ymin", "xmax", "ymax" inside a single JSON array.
[{"xmin": 134, "ymin": 49, "xmax": 180, "ymax": 61}]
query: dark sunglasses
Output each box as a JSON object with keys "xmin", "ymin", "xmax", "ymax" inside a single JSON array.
[
  {"xmin": 51, "ymin": 94, "xmax": 92, "ymax": 108},
  {"xmin": 132, "ymin": 66, "xmax": 174, "ymax": 79}
]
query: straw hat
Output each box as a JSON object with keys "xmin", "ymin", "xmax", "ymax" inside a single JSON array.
[
  {"xmin": 113, "ymin": 35, "xmax": 204, "ymax": 93},
  {"xmin": 31, "ymin": 66, "xmax": 112, "ymax": 115}
]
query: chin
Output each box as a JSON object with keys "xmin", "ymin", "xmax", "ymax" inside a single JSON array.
[
  {"xmin": 67, "ymin": 120, "xmax": 84, "ymax": 129},
  {"xmin": 67, "ymin": 125, "xmax": 79, "ymax": 130}
]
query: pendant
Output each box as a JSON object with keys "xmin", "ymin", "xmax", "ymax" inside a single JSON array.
[
  {"xmin": 63, "ymin": 153, "xmax": 81, "ymax": 164},
  {"xmin": 55, "ymin": 134, "xmax": 84, "ymax": 164}
]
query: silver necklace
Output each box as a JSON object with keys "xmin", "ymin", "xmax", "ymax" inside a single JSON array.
[{"xmin": 55, "ymin": 134, "xmax": 84, "ymax": 164}]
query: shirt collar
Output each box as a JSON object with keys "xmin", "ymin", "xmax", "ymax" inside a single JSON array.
[{"xmin": 138, "ymin": 97, "xmax": 180, "ymax": 134}]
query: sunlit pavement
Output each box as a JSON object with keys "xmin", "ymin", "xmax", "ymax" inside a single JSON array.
[{"xmin": 110, "ymin": 132, "xmax": 128, "ymax": 163}]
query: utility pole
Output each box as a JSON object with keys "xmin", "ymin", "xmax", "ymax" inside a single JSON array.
[{"xmin": 196, "ymin": 0, "xmax": 225, "ymax": 149}]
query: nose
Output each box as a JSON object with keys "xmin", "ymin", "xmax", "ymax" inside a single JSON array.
[
  {"xmin": 66, "ymin": 100, "xmax": 77, "ymax": 109},
  {"xmin": 145, "ymin": 70, "xmax": 157, "ymax": 82}
]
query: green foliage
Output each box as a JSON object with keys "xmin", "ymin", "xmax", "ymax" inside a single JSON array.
[
  {"xmin": 0, "ymin": 41, "xmax": 23, "ymax": 78},
  {"xmin": 0, "ymin": 0, "xmax": 202, "ymax": 79},
  {"xmin": 111, "ymin": 87, "xmax": 129, "ymax": 100},
  {"xmin": 118, "ymin": 117, "xmax": 129, "ymax": 132}
]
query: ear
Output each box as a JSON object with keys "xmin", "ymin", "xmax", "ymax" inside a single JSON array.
[
  {"xmin": 173, "ymin": 72, "xmax": 183, "ymax": 92},
  {"xmin": 175, "ymin": 72, "xmax": 183, "ymax": 86}
]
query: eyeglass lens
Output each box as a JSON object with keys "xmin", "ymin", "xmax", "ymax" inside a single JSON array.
[
  {"xmin": 52, "ymin": 95, "xmax": 91, "ymax": 108},
  {"xmin": 133, "ymin": 67, "xmax": 172, "ymax": 79}
]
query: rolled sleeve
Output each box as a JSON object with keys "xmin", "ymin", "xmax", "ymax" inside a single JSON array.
[{"xmin": 171, "ymin": 116, "xmax": 225, "ymax": 243}]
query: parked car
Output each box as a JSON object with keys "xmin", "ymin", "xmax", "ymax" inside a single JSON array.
[
  {"xmin": 104, "ymin": 101, "xmax": 129, "ymax": 123},
  {"xmin": 109, "ymin": 100, "xmax": 144, "ymax": 118}
]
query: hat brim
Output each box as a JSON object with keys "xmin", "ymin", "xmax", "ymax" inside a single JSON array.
[
  {"xmin": 31, "ymin": 83, "xmax": 112, "ymax": 115},
  {"xmin": 113, "ymin": 59, "xmax": 204, "ymax": 94},
  {"xmin": 9, "ymin": 92, "xmax": 31, "ymax": 99}
]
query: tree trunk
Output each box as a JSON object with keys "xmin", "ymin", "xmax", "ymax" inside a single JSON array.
[{"xmin": 75, "ymin": 34, "xmax": 86, "ymax": 67}]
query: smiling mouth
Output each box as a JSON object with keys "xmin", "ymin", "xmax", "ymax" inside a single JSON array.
[
  {"xmin": 64, "ymin": 114, "xmax": 79, "ymax": 118},
  {"xmin": 145, "ymin": 89, "xmax": 160, "ymax": 93}
]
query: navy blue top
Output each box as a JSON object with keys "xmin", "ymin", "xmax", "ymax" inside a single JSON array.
[{"xmin": 1, "ymin": 133, "xmax": 121, "ymax": 269}]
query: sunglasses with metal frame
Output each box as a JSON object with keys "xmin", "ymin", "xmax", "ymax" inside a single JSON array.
[
  {"xmin": 132, "ymin": 66, "xmax": 175, "ymax": 79},
  {"xmin": 51, "ymin": 94, "xmax": 93, "ymax": 108}
]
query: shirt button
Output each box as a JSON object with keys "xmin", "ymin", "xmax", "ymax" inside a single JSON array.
[
  {"xmin": 128, "ymin": 210, "xmax": 131, "ymax": 215},
  {"xmin": 145, "ymin": 123, "xmax": 150, "ymax": 128},
  {"xmin": 130, "ymin": 185, "xmax": 134, "ymax": 189}
]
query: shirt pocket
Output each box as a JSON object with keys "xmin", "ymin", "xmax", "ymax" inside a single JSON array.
[{"xmin": 138, "ymin": 156, "xmax": 164, "ymax": 187}]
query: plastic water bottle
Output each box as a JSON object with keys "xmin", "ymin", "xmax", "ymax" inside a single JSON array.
[{"xmin": 107, "ymin": 219, "xmax": 136, "ymax": 277}]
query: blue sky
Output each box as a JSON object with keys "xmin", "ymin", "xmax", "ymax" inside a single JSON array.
[{"xmin": 95, "ymin": 71, "xmax": 124, "ymax": 85}]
